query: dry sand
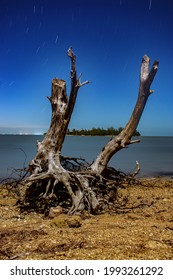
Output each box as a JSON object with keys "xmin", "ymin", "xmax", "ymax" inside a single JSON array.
[{"xmin": 0, "ymin": 177, "xmax": 173, "ymax": 260}]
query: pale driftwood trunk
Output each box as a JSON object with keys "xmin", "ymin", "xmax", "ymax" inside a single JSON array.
[
  {"xmin": 29, "ymin": 48, "xmax": 89, "ymax": 175},
  {"xmin": 23, "ymin": 50, "xmax": 159, "ymax": 214},
  {"xmin": 90, "ymin": 55, "xmax": 159, "ymax": 175}
]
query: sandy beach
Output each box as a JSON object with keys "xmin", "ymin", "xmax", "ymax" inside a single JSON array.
[{"xmin": 0, "ymin": 177, "xmax": 173, "ymax": 260}]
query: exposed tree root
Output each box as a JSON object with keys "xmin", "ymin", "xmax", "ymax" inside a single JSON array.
[
  {"xmin": 15, "ymin": 156, "xmax": 139, "ymax": 215},
  {"xmin": 2, "ymin": 49, "xmax": 158, "ymax": 216}
]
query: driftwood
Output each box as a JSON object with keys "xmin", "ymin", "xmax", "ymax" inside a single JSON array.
[{"xmin": 20, "ymin": 48, "xmax": 158, "ymax": 214}]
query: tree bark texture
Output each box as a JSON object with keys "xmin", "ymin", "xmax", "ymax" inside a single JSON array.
[
  {"xmin": 90, "ymin": 55, "xmax": 159, "ymax": 175},
  {"xmin": 23, "ymin": 50, "xmax": 159, "ymax": 214},
  {"xmin": 29, "ymin": 48, "xmax": 89, "ymax": 175}
]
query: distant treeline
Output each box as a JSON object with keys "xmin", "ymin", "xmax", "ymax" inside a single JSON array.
[{"xmin": 67, "ymin": 127, "xmax": 141, "ymax": 136}]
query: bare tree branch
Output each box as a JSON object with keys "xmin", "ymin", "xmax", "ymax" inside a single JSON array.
[
  {"xmin": 65, "ymin": 47, "xmax": 88, "ymax": 119},
  {"xmin": 20, "ymin": 50, "xmax": 159, "ymax": 215},
  {"xmin": 90, "ymin": 55, "xmax": 159, "ymax": 174}
]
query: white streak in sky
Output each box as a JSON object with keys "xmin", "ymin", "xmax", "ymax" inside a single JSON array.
[
  {"xmin": 36, "ymin": 46, "xmax": 40, "ymax": 54},
  {"xmin": 149, "ymin": 0, "xmax": 152, "ymax": 10},
  {"xmin": 55, "ymin": 34, "xmax": 59, "ymax": 44},
  {"xmin": 43, "ymin": 58, "xmax": 49, "ymax": 65},
  {"xmin": 8, "ymin": 81, "xmax": 14, "ymax": 87},
  {"xmin": 26, "ymin": 27, "xmax": 29, "ymax": 34},
  {"xmin": 33, "ymin": 5, "xmax": 36, "ymax": 14}
]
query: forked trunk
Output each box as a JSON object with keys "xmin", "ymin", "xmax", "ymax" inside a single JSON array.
[{"xmin": 23, "ymin": 50, "xmax": 158, "ymax": 214}]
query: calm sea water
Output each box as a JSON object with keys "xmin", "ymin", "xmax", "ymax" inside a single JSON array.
[{"xmin": 0, "ymin": 135, "xmax": 173, "ymax": 179}]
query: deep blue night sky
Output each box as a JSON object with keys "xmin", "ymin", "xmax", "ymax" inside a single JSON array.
[{"xmin": 0, "ymin": 0, "xmax": 173, "ymax": 135}]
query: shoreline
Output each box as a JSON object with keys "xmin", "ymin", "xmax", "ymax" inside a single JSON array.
[
  {"xmin": 1, "ymin": 134, "xmax": 173, "ymax": 137},
  {"xmin": 1, "ymin": 135, "xmax": 173, "ymax": 181},
  {"xmin": 1, "ymin": 174, "xmax": 173, "ymax": 183},
  {"xmin": 1, "ymin": 168, "xmax": 173, "ymax": 183}
]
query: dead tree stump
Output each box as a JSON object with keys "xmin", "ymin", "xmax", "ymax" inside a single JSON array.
[{"xmin": 22, "ymin": 49, "xmax": 159, "ymax": 214}]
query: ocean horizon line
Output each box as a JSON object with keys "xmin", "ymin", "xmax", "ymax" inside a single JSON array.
[{"xmin": 0, "ymin": 134, "xmax": 173, "ymax": 137}]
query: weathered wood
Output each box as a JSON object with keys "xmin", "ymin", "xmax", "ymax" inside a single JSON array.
[
  {"xmin": 90, "ymin": 55, "xmax": 159, "ymax": 175},
  {"xmin": 29, "ymin": 48, "xmax": 89, "ymax": 175},
  {"xmin": 22, "ymin": 50, "xmax": 159, "ymax": 215}
]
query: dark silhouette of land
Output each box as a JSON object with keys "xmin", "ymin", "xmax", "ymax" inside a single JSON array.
[{"xmin": 67, "ymin": 127, "xmax": 141, "ymax": 136}]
